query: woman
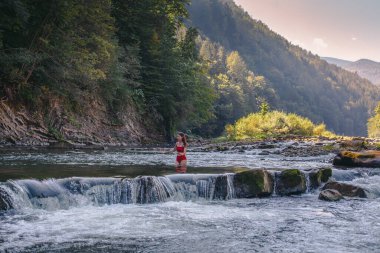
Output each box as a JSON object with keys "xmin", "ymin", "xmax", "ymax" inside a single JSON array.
[{"xmin": 174, "ymin": 132, "xmax": 188, "ymax": 173}]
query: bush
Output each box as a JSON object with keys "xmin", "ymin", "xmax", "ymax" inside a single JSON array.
[{"xmin": 225, "ymin": 110, "xmax": 335, "ymax": 140}]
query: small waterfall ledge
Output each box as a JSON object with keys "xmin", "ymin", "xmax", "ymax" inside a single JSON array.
[{"xmin": 0, "ymin": 168, "xmax": 333, "ymax": 211}]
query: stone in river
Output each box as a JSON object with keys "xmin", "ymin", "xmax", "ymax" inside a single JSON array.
[
  {"xmin": 319, "ymin": 189, "xmax": 343, "ymax": 201},
  {"xmin": 233, "ymin": 169, "xmax": 274, "ymax": 198},
  {"xmin": 322, "ymin": 181, "xmax": 367, "ymax": 198},
  {"xmin": 276, "ymin": 169, "xmax": 306, "ymax": 196},
  {"xmin": 309, "ymin": 167, "xmax": 332, "ymax": 189},
  {"xmin": 333, "ymin": 150, "xmax": 380, "ymax": 168}
]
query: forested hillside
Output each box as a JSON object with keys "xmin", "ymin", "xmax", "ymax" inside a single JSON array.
[
  {"xmin": 188, "ymin": 0, "xmax": 380, "ymax": 136},
  {"xmin": 323, "ymin": 57, "xmax": 380, "ymax": 86},
  {"xmin": 0, "ymin": 0, "xmax": 213, "ymax": 143},
  {"xmin": 1, "ymin": 0, "xmax": 379, "ymax": 145}
]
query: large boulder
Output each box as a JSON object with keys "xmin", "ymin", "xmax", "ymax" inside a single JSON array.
[
  {"xmin": 233, "ymin": 170, "xmax": 274, "ymax": 198},
  {"xmin": 276, "ymin": 169, "xmax": 306, "ymax": 196},
  {"xmin": 0, "ymin": 187, "xmax": 14, "ymax": 210},
  {"xmin": 333, "ymin": 150, "xmax": 380, "ymax": 167},
  {"xmin": 319, "ymin": 189, "xmax": 343, "ymax": 201},
  {"xmin": 322, "ymin": 181, "xmax": 367, "ymax": 198},
  {"xmin": 309, "ymin": 167, "xmax": 332, "ymax": 189}
]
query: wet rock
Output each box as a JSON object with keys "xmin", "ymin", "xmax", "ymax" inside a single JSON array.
[
  {"xmin": 233, "ymin": 170, "xmax": 274, "ymax": 198},
  {"xmin": 339, "ymin": 139, "xmax": 366, "ymax": 150},
  {"xmin": 319, "ymin": 189, "xmax": 343, "ymax": 201},
  {"xmin": 333, "ymin": 150, "xmax": 380, "ymax": 168},
  {"xmin": 309, "ymin": 167, "xmax": 332, "ymax": 189},
  {"xmin": 257, "ymin": 143, "xmax": 276, "ymax": 149},
  {"xmin": 322, "ymin": 181, "xmax": 367, "ymax": 198},
  {"xmin": 0, "ymin": 188, "xmax": 13, "ymax": 210},
  {"xmin": 258, "ymin": 151, "xmax": 270, "ymax": 155},
  {"xmin": 281, "ymin": 145, "xmax": 329, "ymax": 157},
  {"xmin": 216, "ymin": 146, "xmax": 229, "ymax": 152},
  {"xmin": 276, "ymin": 169, "xmax": 306, "ymax": 196}
]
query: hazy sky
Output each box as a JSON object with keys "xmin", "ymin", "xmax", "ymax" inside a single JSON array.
[{"xmin": 234, "ymin": 0, "xmax": 380, "ymax": 62}]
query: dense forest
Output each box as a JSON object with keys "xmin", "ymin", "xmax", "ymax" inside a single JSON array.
[
  {"xmin": 1, "ymin": 0, "xmax": 379, "ymax": 144},
  {"xmin": 188, "ymin": 0, "xmax": 380, "ymax": 136},
  {"xmin": 0, "ymin": 0, "xmax": 213, "ymax": 141}
]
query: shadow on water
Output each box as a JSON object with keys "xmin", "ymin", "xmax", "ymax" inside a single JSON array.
[{"xmin": 0, "ymin": 164, "xmax": 240, "ymax": 182}]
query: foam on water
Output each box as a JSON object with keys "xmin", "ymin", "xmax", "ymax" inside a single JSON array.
[
  {"xmin": 1, "ymin": 197, "xmax": 380, "ymax": 252},
  {"xmin": 0, "ymin": 174, "xmax": 239, "ymax": 211}
]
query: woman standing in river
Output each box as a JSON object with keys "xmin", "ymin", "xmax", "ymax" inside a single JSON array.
[{"xmin": 174, "ymin": 132, "xmax": 188, "ymax": 173}]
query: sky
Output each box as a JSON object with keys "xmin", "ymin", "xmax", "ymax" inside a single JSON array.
[{"xmin": 234, "ymin": 0, "xmax": 380, "ymax": 62}]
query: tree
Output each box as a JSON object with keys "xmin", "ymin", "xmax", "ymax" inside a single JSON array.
[{"xmin": 368, "ymin": 102, "xmax": 380, "ymax": 138}]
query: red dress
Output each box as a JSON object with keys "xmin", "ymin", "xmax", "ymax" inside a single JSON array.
[{"xmin": 176, "ymin": 144, "xmax": 187, "ymax": 163}]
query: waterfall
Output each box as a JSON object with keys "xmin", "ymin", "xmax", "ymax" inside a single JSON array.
[
  {"xmin": 304, "ymin": 171, "xmax": 311, "ymax": 193},
  {"xmin": 272, "ymin": 171, "xmax": 279, "ymax": 196},
  {"xmin": 0, "ymin": 174, "xmax": 237, "ymax": 211}
]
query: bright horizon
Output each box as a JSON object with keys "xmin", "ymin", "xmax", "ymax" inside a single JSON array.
[{"xmin": 234, "ymin": 0, "xmax": 380, "ymax": 62}]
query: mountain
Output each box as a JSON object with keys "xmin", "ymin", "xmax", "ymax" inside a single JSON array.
[
  {"xmin": 323, "ymin": 57, "xmax": 380, "ymax": 86},
  {"xmin": 322, "ymin": 57, "xmax": 352, "ymax": 68},
  {"xmin": 187, "ymin": 0, "xmax": 380, "ymax": 136}
]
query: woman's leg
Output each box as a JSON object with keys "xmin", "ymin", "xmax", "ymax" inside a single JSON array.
[
  {"xmin": 175, "ymin": 160, "xmax": 181, "ymax": 172},
  {"xmin": 179, "ymin": 159, "xmax": 187, "ymax": 173}
]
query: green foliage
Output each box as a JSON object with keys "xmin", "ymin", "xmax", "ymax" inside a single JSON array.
[
  {"xmin": 188, "ymin": 0, "xmax": 380, "ymax": 136},
  {"xmin": 225, "ymin": 110, "xmax": 336, "ymax": 140},
  {"xmin": 0, "ymin": 0, "xmax": 215, "ymax": 141},
  {"xmin": 193, "ymin": 37, "xmax": 276, "ymax": 136},
  {"xmin": 259, "ymin": 100, "xmax": 269, "ymax": 116},
  {"xmin": 48, "ymin": 125, "xmax": 64, "ymax": 141},
  {"xmin": 368, "ymin": 102, "xmax": 380, "ymax": 138},
  {"xmin": 112, "ymin": 0, "xmax": 214, "ymax": 139}
]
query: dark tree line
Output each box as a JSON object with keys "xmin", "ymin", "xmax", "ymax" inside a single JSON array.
[{"xmin": 0, "ymin": 0, "xmax": 214, "ymax": 139}]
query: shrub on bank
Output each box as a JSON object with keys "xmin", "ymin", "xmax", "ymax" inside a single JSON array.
[{"xmin": 225, "ymin": 111, "xmax": 335, "ymax": 140}]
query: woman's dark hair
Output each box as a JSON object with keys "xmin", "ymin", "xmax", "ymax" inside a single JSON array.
[{"xmin": 178, "ymin": 132, "xmax": 188, "ymax": 147}]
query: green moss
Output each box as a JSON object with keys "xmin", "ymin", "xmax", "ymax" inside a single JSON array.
[
  {"xmin": 322, "ymin": 144, "xmax": 335, "ymax": 151},
  {"xmin": 280, "ymin": 169, "xmax": 302, "ymax": 187},
  {"xmin": 238, "ymin": 170, "xmax": 265, "ymax": 192},
  {"xmin": 320, "ymin": 168, "xmax": 332, "ymax": 182},
  {"xmin": 234, "ymin": 169, "xmax": 274, "ymax": 197},
  {"xmin": 341, "ymin": 151, "xmax": 377, "ymax": 159}
]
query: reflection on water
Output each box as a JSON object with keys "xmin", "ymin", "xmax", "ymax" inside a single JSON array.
[{"xmin": 0, "ymin": 147, "xmax": 334, "ymax": 181}]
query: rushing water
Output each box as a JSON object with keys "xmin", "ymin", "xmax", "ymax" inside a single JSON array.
[{"xmin": 1, "ymin": 143, "xmax": 380, "ymax": 252}]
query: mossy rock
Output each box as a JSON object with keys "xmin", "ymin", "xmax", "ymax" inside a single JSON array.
[
  {"xmin": 309, "ymin": 167, "xmax": 333, "ymax": 189},
  {"xmin": 276, "ymin": 169, "xmax": 306, "ymax": 196},
  {"xmin": 333, "ymin": 150, "xmax": 380, "ymax": 167},
  {"xmin": 233, "ymin": 169, "xmax": 274, "ymax": 198}
]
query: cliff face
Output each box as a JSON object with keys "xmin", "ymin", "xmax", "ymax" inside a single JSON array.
[{"xmin": 0, "ymin": 95, "xmax": 152, "ymax": 146}]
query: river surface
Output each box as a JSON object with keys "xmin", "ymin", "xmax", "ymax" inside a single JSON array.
[{"xmin": 1, "ymin": 143, "xmax": 380, "ymax": 252}]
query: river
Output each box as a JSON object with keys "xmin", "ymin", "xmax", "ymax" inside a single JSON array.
[{"xmin": 1, "ymin": 142, "xmax": 380, "ymax": 252}]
